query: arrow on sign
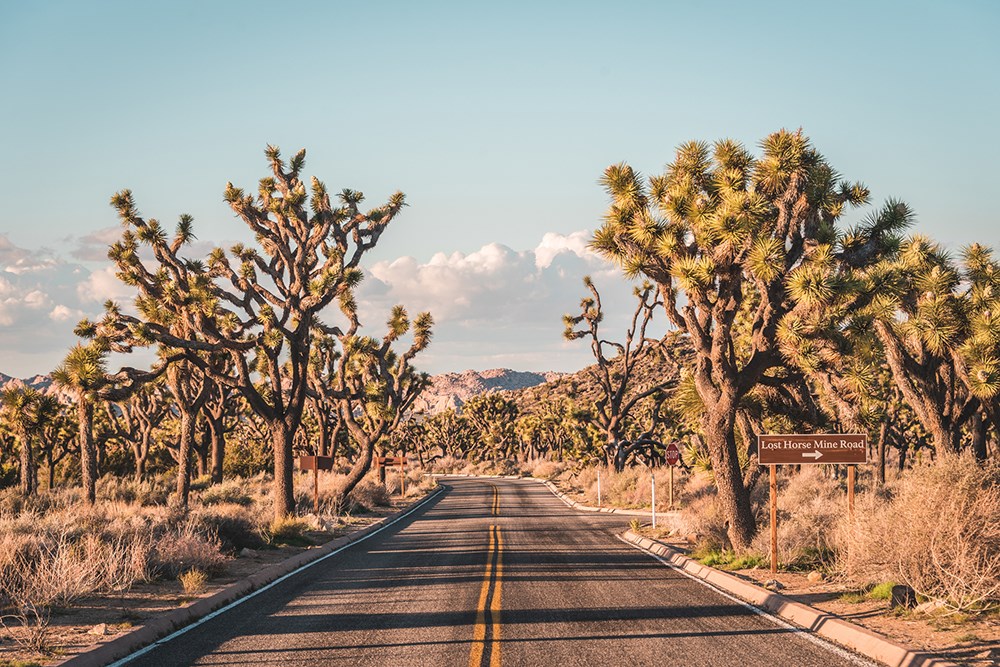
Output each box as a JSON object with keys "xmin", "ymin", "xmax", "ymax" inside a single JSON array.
[{"xmin": 802, "ymin": 451, "xmax": 823, "ymax": 460}]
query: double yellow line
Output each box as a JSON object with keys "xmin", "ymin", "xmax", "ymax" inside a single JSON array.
[
  {"xmin": 490, "ymin": 483, "xmax": 500, "ymax": 517},
  {"xmin": 469, "ymin": 524, "xmax": 503, "ymax": 667}
]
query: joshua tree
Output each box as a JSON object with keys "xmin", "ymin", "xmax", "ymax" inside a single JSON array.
[
  {"xmin": 53, "ymin": 339, "xmax": 173, "ymax": 504},
  {"xmin": 563, "ymin": 277, "xmax": 675, "ymax": 471},
  {"xmin": 462, "ymin": 394, "xmax": 519, "ymax": 460},
  {"xmin": 1, "ymin": 386, "xmax": 45, "ymax": 496},
  {"xmin": 331, "ymin": 305, "xmax": 432, "ymax": 502},
  {"xmin": 592, "ymin": 130, "xmax": 903, "ymax": 549},
  {"xmin": 100, "ymin": 145, "xmax": 421, "ymax": 520},
  {"xmin": 106, "ymin": 382, "xmax": 170, "ymax": 480}
]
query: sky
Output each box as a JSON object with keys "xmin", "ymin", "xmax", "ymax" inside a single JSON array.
[{"xmin": 0, "ymin": 0, "xmax": 997, "ymax": 378}]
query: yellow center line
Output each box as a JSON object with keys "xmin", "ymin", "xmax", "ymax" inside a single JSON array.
[
  {"xmin": 469, "ymin": 524, "xmax": 503, "ymax": 667},
  {"xmin": 490, "ymin": 527, "xmax": 503, "ymax": 667}
]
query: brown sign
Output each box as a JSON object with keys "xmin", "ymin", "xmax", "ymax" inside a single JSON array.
[
  {"xmin": 299, "ymin": 455, "xmax": 334, "ymax": 471},
  {"xmin": 758, "ymin": 434, "xmax": 868, "ymax": 465},
  {"xmin": 376, "ymin": 456, "xmax": 407, "ymax": 466}
]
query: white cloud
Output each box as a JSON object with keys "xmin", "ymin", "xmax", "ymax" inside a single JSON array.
[
  {"xmin": 76, "ymin": 266, "xmax": 133, "ymax": 304},
  {"xmin": 357, "ymin": 230, "xmax": 665, "ymax": 374},
  {"xmin": 49, "ymin": 304, "xmax": 84, "ymax": 322}
]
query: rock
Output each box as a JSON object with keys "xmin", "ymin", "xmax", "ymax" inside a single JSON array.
[
  {"xmin": 763, "ymin": 579, "xmax": 785, "ymax": 591},
  {"xmin": 914, "ymin": 599, "xmax": 946, "ymax": 614},
  {"xmin": 239, "ymin": 547, "xmax": 258, "ymax": 558},
  {"xmin": 88, "ymin": 623, "xmax": 108, "ymax": 636},
  {"xmin": 685, "ymin": 533, "xmax": 699, "ymax": 545},
  {"xmin": 890, "ymin": 584, "xmax": 917, "ymax": 609},
  {"xmin": 807, "ymin": 571, "xmax": 825, "ymax": 583}
]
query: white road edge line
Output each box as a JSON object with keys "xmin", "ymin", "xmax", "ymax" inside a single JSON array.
[
  {"xmin": 616, "ymin": 535, "xmax": 879, "ymax": 667},
  {"xmin": 107, "ymin": 485, "xmax": 446, "ymax": 667}
]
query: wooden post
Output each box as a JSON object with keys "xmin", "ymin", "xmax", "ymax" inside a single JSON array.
[
  {"xmin": 669, "ymin": 465, "xmax": 674, "ymax": 510},
  {"xmin": 597, "ymin": 469, "xmax": 602, "ymax": 508},
  {"xmin": 313, "ymin": 467, "xmax": 319, "ymax": 514},
  {"xmin": 651, "ymin": 473, "xmax": 656, "ymax": 529},
  {"xmin": 399, "ymin": 458, "xmax": 405, "ymax": 496},
  {"xmin": 848, "ymin": 464, "xmax": 855, "ymax": 519},
  {"xmin": 770, "ymin": 465, "xmax": 777, "ymax": 575}
]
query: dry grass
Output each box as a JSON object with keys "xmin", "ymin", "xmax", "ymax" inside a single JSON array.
[
  {"xmin": 178, "ymin": 569, "xmax": 209, "ymax": 596},
  {"xmin": 751, "ymin": 466, "xmax": 843, "ymax": 568},
  {"xmin": 839, "ymin": 454, "xmax": 1000, "ymax": 614}
]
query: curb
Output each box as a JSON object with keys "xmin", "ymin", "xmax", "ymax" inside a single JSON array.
[
  {"xmin": 436, "ymin": 472, "xmax": 680, "ymax": 520},
  {"xmin": 55, "ymin": 485, "xmax": 446, "ymax": 667},
  {"xmin": 620, "ymin": 530, "xmax": 956, "ymax": 667}
]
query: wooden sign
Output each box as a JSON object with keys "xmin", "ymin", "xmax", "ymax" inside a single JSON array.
[
  {"xmin": 758, "ymin": 434, "xmax": 868, "ymax": 465},
  {"xmin": 376, "ymin": 456, "xmax": 408, "ymax": 466},
  {"xmin": 299, "ymin": 455, "xmax": 335, "ymax": 471}
]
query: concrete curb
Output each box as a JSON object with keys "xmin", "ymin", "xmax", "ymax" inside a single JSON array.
[
  {"xmin": 437, "ymin": 472, "xmax": 680, "ymax": 520},
  {"xmin": 55, "ymin": 485, "xmax": 446, "ymax": 667},
  {"xmin": 620, "ymin": 530, "xmax": 956, "ymax": 667}
]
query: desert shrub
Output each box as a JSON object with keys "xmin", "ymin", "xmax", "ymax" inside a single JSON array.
[
  {"xmin": 266, "ymin": 516, "xmax": 312, "ymax": 546},
  {"xmin": 189, "ymin": 504, "xmax": 265, "ymax": 552},
  {"xmin": 427, "ymin": 455, "xmax": 462, "ymax": 474},
  {"xmin": 0, "ymin": 529, "xmax": 152, "ymax": 608},
  {"xmin": 839, "ymin": 454, "xmax": 1000, "ymax": 614},
  {"xmin": 676, "ymin": 474, "xmax": 731, "ymax": 550},
  {"xmin": 97, "ymin": 476, "xmax": 170, "ymax": 506},
  {"xmin": 342, "ymin": 479, "xmax": 392, "ymax": 513},
  {"xmin": 751, "ymin": 467, "xmax": 843, "ymax": 569},
  {"xmin": 199, "ymin": 480, "xmax": 253, "ymax": 506},
  {"xmin": 178, "ymin": 568, "xmax": 209, "ymax": 595},
  {"xmin": 525, "ymin": 459, "xmax": 565, "ymax": 480},
  {"xmin": 153, "ymin": 526, "xmax": 227, "ymax": 578}
]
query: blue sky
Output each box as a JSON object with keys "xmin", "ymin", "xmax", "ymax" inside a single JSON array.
[{"xmin": 0, "ymin": 1, "xmax": 997, "ymax": 377}]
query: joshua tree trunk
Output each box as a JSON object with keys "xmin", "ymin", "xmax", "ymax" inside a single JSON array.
[
  {"xmin": 18, "ymin": 429, "xmax": 36, "ymax": 497},
  {"xmin": 175, "ymin": 410, "xmax": 197, "ymax": 507},
  {"xmin": 702, "ymin": 397, "xmax": 756, "ymax": 552},
  {"xmin": 78, "ymin": 397, "xmax": 97, "ymax": 505},
  {"xmin": 271, "ymin": 419, "xmax": 296, "ymax": 521},
  {"xmin": 877, "ymin": 421, "xmax": 888, "ymax": 486},
  {"xmin": 209, "ymin": 416, "xmax": 226, "ymax": 484}
]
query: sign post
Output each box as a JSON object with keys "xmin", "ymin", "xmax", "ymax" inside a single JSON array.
[
  {"xmin": 651, "ymin": 473, "xmax": 656, "ymax": 529},
  {"xmin": 375, "ymin": 455, "xmax": 408, "ymax": 496},
  {"xmin": 597, "ymin": 469, "xmax": 602, "ymax": 509},
  {"xmin": 770, "ymin": 465, "xmax": 777, "ymax": 574},
  {"xmin": 299, "ymin": 455, "xmax": 334, "ymax": 513},
  {"xmin": 665, "ymin": 442, "xmax": 680, "ymax": 510},
  {"xmin": 758, "ymin": 434, "xmax": 868, "ymax": 576}
]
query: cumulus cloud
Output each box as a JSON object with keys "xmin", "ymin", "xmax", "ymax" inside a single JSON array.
[
  {"xmin": 76, "ymin": 266, "xmax": 134, "ymax": 304},
  {"xmin": 68, "ymin": 226, "xmax": 123, "ymax": 262},
  {"xmin": 0, "ymin": 234, "xmax": 59, "ymax": 274},
  {"xmin": 356, "ymin": 231, "xmax": 667, "ymax": 374},
  {"xmin": 49, "ymin": 304, "xmax": 84, "ymax": 322}
]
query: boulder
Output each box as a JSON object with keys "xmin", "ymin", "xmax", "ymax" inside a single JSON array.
[
  {"xmin": 890, "ymin": 584, "xmax": 917, "ymax": 609},
  {"xmin": 807, "ymin": 571, "xmax": 825, "ymax": 584},
  {"xmin": 88, "ymin": 623, "xmax": 108, "ymax": 636}
]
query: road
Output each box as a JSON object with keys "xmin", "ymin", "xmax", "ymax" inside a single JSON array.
[{"xmin": 122, "ymin": 476, "xmax": 871, "ymax": 666}]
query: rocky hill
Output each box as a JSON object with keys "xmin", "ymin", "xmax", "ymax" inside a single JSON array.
[
  {"xmin": 412, "ymin": 369, "xmax": 564, "ymax": 414},
  {"xmin": 0, "ymin": 372, "xmax": 74, "ymax": 400}
]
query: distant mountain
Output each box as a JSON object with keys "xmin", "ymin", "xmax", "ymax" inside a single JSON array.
[
  {"xmin": 412, "ymin": 368, "xmax": 564, "ymax": 414},
  {"xmin": 0, "ymin": 373, "xmax": 75, "ymax": 402}
]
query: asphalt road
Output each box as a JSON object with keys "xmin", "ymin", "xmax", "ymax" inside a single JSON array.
[{"xmin": 123, "ymin": 477, "xmax": 871, "ymax": 666}]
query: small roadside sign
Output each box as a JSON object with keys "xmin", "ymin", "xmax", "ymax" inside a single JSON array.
[
  {"xmin": 665, "ymin": 442, "xmax": 680, "ymax": 467},
  {"xmin": 758, "ymin": 434, "xmax": 868, "ymax": 465}
]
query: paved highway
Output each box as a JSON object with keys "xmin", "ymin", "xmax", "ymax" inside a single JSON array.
[{"xmin": 121, "ymin": 477, "xmax": 872, "ymax": 666}]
